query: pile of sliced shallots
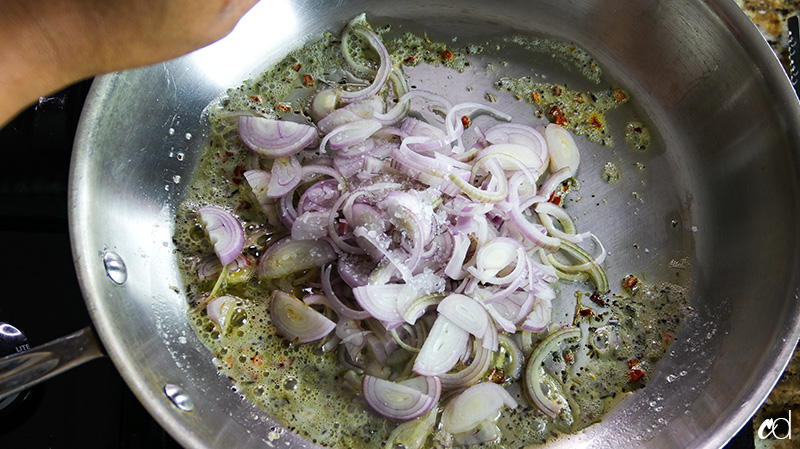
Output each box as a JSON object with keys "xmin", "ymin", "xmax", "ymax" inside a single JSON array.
[{"xmin": 196, "ymin": 16, "xmax": 606, "ymax": 447}]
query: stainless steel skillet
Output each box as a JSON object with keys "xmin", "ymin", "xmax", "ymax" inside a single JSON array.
[{"xmin": 4, "ymin": 0, "xmax": 800, "ymax": 448}]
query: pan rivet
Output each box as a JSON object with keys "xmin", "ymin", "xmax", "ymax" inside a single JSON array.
[
  {"xmin": 164, "ymin": 384, "xmax": 194, "ymax": 412},
  {"xmin": 102, "ymin": 252, "xmax": 127, "ymax": 284}
]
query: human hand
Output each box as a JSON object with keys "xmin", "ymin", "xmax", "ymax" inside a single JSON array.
[
  {"xmin": 0, "ymin": 0, "xmax": 259, "ymax": 126},
  {"xmin": 85, "ymin": 0, "xmax": 260, "ymax": 73}
]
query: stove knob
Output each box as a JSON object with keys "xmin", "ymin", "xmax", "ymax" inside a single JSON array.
[
  {"xmin": 0, "ymin": 322, "xmax": 39, "ymax": 419},
  {"xmin": 0, "ymin": 322, "xmax": 30, "ymax": 357}
]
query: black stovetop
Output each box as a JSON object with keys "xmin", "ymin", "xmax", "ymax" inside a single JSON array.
[{"xmin": 0, "ymin": 81, "xmax": 755, "ymax": 449}]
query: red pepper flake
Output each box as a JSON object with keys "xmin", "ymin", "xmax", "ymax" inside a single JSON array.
[
  {"xmin": 248, "ymin": 95, "xmax": 262, "ymax": 104},
  {"xmin": 548, "ymin": 191, "xmax": 563, "ymax": 206},
  {"xmin": 276, "ymin": 355, "xmax": 296, "ymax": 369},
  {"xmin": 215, "ymin": 151, "xmax": 234, "ymax": 163},
  {"xmin": 251, "ymin": 354, "xmax": 263, "ymax": 366},
  {"xmin": 549, "ymin": 105, "xmax": 568, "ymax": 126},
  {"xmin": 532, "ymin": 91, "xmax": 541, "ymax": 102},
  {"xmin": 233, "ymin": 164, "xmax": 245, "ymax": 177},
  {"xmin": 613, "ymin": 88, "xmax": 628, "ymax": 102},
  {"xmin": 291, "ymin": 63, "xmax": 302, "ymax": 72},
  {"xmin": 662, "ymin": 332, "xmax": 673, "ymax": 343},
  {"xmin": 579, "ymin": 308, "xmax": 594, "ymax": 317},
  {"xmin": 548, "ymin": 181, "xmax": 571, "ymax": 205},
  {"xmin": 628, "ymin": 358, "xmax": 645, "ymax": 380},
  {"xmin": 624, "ymin": 274, "xmax": 639, "ymax": 291},
  {"xmin": 442, "ymin": 49, "xmax": 454, "ymax": 60},
  {"xmin": 236, "ymin": 200, "xmax": 252, "ymax": 210},
  {"xmin": 589, "ymin": 115, "xmax": 603, "ymax": 129},
  {"xmin": 573, "ymin": 92, "xmax": 585, "ymax": 104},
  {"xmin": 302, "ymin": 74, "xmax": 314, "ymax": 87},
  {"xmin": 551, "ymin": 85, "xmax": 563, "ymax": 96},
  {"xmin": 461, "ymin": 115, "xmax": 471, "ymax": 128},
  {"xmin": 277, "ymin": 104, "xmax": 291, "ymax": 112},
  {"xmin": 563, "ymin": 350, "xmax": 575, "ymax": 364},
  {"xmin": 487, "ymin": 368, "xmax": 505, "ymax": 384},
  {"xmin": 403, "ymin": 55, "xmax": 416, "ymax": 64},
  {"xmin": 589, "ymin": 292, "xmax": 606, "ymax": 307}
]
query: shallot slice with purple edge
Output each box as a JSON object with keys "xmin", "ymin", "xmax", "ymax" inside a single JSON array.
[
  {"xmin": 206, "ymin": 294, "xmax": 238, "ymax": 332},
  {"xmin": 238, "ymin": 116, "xmax": 319, "ymax": 158},
  {"xmin": 266, "ymin": 156, "xmax": 303, "ymax": 198},
  {"xmin": 197, "ymin": 206, "xmax": 245, "ymax": 266},
  {"xmin": 361, "ymin": 374, "xmax": 441, "ymax": 421},
  {"xmin": 269, "ymin": 290, "xmax": 336, "ymax": 343}
]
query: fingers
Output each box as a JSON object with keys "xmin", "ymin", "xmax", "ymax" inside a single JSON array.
[{"xmin": 208, "ymin": 0, "xmax": 262, "ymax": 41}]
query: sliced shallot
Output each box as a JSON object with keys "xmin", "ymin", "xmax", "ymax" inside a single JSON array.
[
  {"xmin": 361, "ymin": 374, "xmax": 440, "ymax": 421},
  {"xmin": 413, "ymin": 315, "xmax": 470, "ymax": 377},
  {"xmin": 238, "ymin": 116, "xmax": 319, "ymax": 158},
  {"xmin": 206, "ymin": 294, "xmax": 238, "ymax": 332},
  {"xmin": 257, "ymin": 238, "xmax": 337, "ymax": 279},
  {"xmin": 267, "ymin": 156, "xmax": 303, "ymax": 198},
  {"xmin": 441, "ymin": 382, "xmax": 517, "ymax": 435},
  {"xmin": 437, "ymin": 294, "xmax": 490, "ymax": 340},
  {"xmin": 352, "ymin": 284, "xmax": 409, "ymax": 327},
  {"xmin": 523, "ymin": 326, "xmax": 581, "ymax": 418},
  {"xmin": 197, "ymin": 206, "xmax": 245, "ymax": 266},
  {"xmin": 338, "ymin": 25, "xmax": 393, "ymax": 104},
  {"xmin": 269, "ymin": 290, "xmax": 336, "ymax": 343},
  {"xmin": 544, "ymin": 123, "xmax": 580, "ymax": 175}
]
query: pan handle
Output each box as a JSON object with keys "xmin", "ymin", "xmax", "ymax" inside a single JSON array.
[{"xmin": 0, "ymin": 326, "xmax": 106, "ymax": 400}]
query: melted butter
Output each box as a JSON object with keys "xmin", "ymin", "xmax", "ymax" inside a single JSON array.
[
  {"xmin": 188, "ymin": 298, "xmax": 392, "ymax": 448},
  {"xmin": 501, "ymin": 35, "xmax": 603, "ymax": 83},
  {"xmin": 601, "ymin": 162, "xmax": 621, "ymax": 183},
  {"xmin": 495, "ymin": 78, "xmax": 628, "ymax": 145},
  {"xmin": 385, "ymin": 31, "xmax": 471, "ymax": 71},
  {"xmin": 625, "ymin": 121, "xmax": 651, "ymax": 151}
]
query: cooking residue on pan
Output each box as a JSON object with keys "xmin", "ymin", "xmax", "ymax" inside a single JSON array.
[
  {"xmin": 601, "ymin": 162, "xmax": 621, "ymax": 183},
  {"xmin": 173, "ymin": 14, "xmax": 691, "ymax": 449},
  {"xmin": 625, "ymin": 121, "xmax": 651, "ymax": 152},
  {"xmin": 501, "ymin": 35, "xmax": 604, "ymax": 83},
  {"xmin": 495, "ymin": 78, "xmax": 628, "ymax": 145}
]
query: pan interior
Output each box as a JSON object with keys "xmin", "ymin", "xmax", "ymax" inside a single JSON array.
[{"xmin": 70, "ymin": 1, "xmax": 800, "ymax": 448}]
